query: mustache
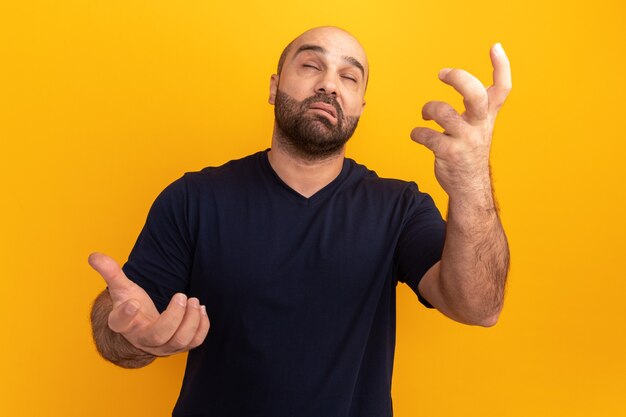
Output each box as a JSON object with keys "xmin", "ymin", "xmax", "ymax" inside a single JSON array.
[{"xmin": 301, "ymin": 94, "xmax": 344, "ymax": 120}]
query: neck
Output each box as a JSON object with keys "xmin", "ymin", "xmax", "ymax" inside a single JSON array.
[{"xmin": 268, "ymin": 126, "xmax": 345, "ymax": 198}]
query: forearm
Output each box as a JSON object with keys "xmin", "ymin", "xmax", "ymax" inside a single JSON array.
[
  {"xmin": 410, "ymin": 43, "xmax": 512, "ymax": 326},
  {"xmin": 439, "ymin": 175, "xmax": 510, "ymax": 325},
  {"xmin": 90, "ymin": 290, "xmax": 156, "ymax": 369}
]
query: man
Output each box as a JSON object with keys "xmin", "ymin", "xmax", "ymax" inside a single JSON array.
[{"xmin": 90, "ymin": 26, "xmax": 511, "ymax": 416}]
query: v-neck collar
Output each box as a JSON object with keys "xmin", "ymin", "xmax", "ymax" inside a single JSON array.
[{"xmin": 259, "ymin": 149, "xmax": 350, "ymax": 206}]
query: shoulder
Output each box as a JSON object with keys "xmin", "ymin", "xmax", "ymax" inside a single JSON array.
[
  {"xmin": 150, "ymin": 151, "xmax": 266, "ymax": 210},
  {"xmin": 344, "ymin": 157, "xmax": 433, "ymax": 204},
  {"xmin": 158, "ymin": 150, "xmax": 267, "ymax": 201},
  {"xmin": 183, "ymin": 150, "xmax": 266, "ymax": 186}
]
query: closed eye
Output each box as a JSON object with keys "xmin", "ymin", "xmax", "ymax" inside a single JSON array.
[
  {"xmin": 303, "ymin": 64, "xmax": 320, "ymax": 70},
  {"xmin": 342, "ymin": 75, "xmax": 357, "ymax": 83}
]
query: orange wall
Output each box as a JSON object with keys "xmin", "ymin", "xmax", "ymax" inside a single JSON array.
[{"xmin": 1, "ymin": 1, "xmax": 624, "ymax": 416}]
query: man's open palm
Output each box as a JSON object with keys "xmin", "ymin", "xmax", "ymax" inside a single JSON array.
[
  {"xmin": 410, "ymin": 43, "xmax": 512, "ymax": 196},
  {"xmin": 88, "ymin": 253, "xmax": 210, "ymax": 357}
]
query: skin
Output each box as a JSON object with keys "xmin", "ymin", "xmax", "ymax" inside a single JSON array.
[
  {"xmin": 89, "ymin": 26, "xmax": 511, "ymax": 369},
  {"xmin": 267, "ymin": 27, "xmax": 368, "ymax": 198},
  {"xmin": 89, "ymin": 253, "xmax": 210, "ymax": 367},
  {"xmin": 411, "ymin": 44, "xmax": 512, "ymax": 326},
  {"xmin": 268, "ymin": 27, "xmax": 511, "ymax": 326}
]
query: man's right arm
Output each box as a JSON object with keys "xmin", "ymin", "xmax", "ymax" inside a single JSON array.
[{"xmin": 88, "ymin": 253, "xmax": 210, "ymax": 368}]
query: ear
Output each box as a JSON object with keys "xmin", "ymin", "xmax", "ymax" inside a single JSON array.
[
  {"xmin": 358, "ymin": 99, "xmax": 366, "ymax": 116},
  {"xmin": 269, "ymin": 74, "xmax": 279, "ymax": 105}
]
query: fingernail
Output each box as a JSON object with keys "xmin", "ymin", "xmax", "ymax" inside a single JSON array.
[
  {"xmin": 438, "ymin": 68, "xmax": 452, "ymax": 79},
  {"xmin": 200, "ymin": 305, "xmax": 207, "ymax": 315},
  {"xmin": 494, "ymin": 43, "xmax": 505, "ymax": 55},
  {"xmin": 175, "ymin": 293, "xmax": 187, "ymax": 306},
  {"xmin": 125, "ymin": 302, "xmax": 139, "ymax": 315}
]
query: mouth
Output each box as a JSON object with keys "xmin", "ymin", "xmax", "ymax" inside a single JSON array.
[{"xmin": 309, "ymin": 102, "xmax": 338, "ymax": 124}]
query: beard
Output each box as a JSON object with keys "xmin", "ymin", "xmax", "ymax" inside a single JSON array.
[{"xmin": 274, "ymin": 90, "xmax": 360, "ymax": 160}]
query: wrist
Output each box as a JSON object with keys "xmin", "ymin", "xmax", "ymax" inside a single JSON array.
[
  {"xmin": 438, "ymin": 160, "xmax": 492, "ymax": 195},
  {"xmin": 447, "ymin": 181, "xmax": 495, "ymax": 210},
  {"xmin": 100, "ymin": 330, "xmax": 157, "ymax": 369}
]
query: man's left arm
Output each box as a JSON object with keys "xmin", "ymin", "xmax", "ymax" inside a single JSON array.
[{"xmin": 410, "ymin": 43, "xmax": 512, "ymax": 327}]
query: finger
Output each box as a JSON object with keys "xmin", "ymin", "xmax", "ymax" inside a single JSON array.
[
  {"xmin": 108, "ymin": 298, "xmax": 141, "ymax": 334},
  {"xmin": 487, "ymin": 43, "xmax": 512, "ymax": 114},
  {"xmin": 438, "ymin": 68, "xmax": 489, "ymax": 123},
  {"xmin": 188, "ymin": 305, "xmax": 211, "ymax": 349},
  {"xmin": 421, "ymin": 101, "xmax": 466, "ymax": 137},
  {"xmin": 163, "ymin": 298, "xmax": 203, "ymax": 351},
  {"xmin": 88, "ymin": 252, "xmax": 132, "ymax": 294},
  {"xmin": 410, "ymin": 127, "xmax": 448, "ymax": 154},
  {"xmin": 140, "ymin": 293, "xmax": 188, "ymax": 347}
]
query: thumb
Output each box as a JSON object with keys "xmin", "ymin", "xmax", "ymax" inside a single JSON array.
[
  {"xmin": 108, "ymin": 298, "xmax": 141, "ymax": 334},
  {"xmin": 410, "ymin": 127, "xmax": 445, "ymax": 154},
  {"xmin": 88, "ymin": 252, "xmax": 132, "ymax": 294}
]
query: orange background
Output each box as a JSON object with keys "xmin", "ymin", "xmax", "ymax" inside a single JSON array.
[{"xmin": 1, "ymin": 1, "xmax": 625, "ymax": 416}]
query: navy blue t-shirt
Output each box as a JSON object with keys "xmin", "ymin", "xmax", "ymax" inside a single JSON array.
[{"xmin": 123, "ymin": 150, "xmax": 446, "ymax": 417}]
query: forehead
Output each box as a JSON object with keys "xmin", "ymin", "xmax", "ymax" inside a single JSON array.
[{"xmin": 287, "ymin": 28, "xmax": 368, "ymax": 72}]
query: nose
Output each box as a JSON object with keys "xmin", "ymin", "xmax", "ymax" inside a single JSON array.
[{"xmin": 315, "ymin": 72, "xmax": 338, "ymax": 96}]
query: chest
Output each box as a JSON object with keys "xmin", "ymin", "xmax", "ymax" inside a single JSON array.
[{"xmin": 191, "ymin": 194, "xmax": 404, "ymax": 309}]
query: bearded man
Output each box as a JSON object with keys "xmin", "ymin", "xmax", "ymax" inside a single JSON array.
[{"xmin": 89, "ymin": 26, "xmax": 512, "ymax": 417}]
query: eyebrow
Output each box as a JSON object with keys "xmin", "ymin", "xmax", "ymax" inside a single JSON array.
[{"xmin": 293, "ymin": 44, "xmax": 365, "ymax": 79}]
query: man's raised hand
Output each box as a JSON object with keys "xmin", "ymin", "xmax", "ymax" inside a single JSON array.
[
  {"xmin": 88, "ymin": 252, "xmax": 210, "ymax": 358},
  {"xmin": 410, "ymin": 43, "xmax": 512, "ymax": 197}
]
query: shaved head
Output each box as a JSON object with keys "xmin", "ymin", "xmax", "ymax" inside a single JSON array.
[{"xmin": 276, "ymin": 26, "xmax": 369, "ymax": 87}]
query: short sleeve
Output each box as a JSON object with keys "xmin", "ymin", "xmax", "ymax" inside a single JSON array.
[
  {"xmin": 122, "ymin": 176, "xmax": 195, "ymax": 313},
  {"xmin": 395, "ymin": 183, "xmax": 446, "ymax": 308}
]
